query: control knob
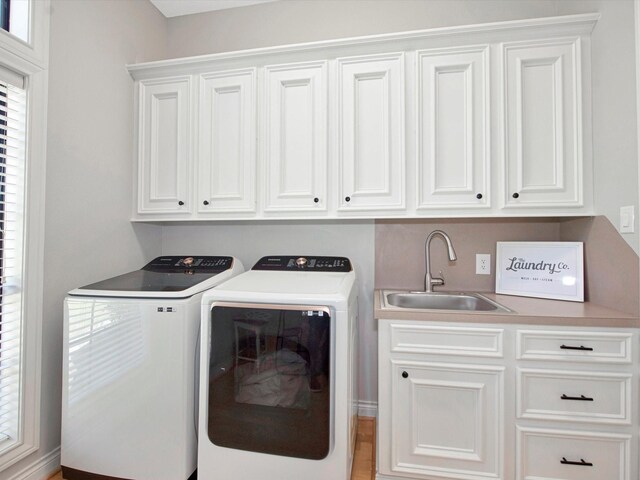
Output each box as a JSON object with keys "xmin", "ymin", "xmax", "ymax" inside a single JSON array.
[
  {"xmin": 182, "ymin": 257, "xmax": 195, "ymax": 267},
  {"xmin": 295, "ymin": 257, "xmax": 308, "ymax": 268}
]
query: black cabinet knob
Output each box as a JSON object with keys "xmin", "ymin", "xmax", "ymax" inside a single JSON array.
[
  {"xmin": 476, "ymin": 193, "xmax": 483, "ymax": 199},
  {"xmin": 178, "ymin": 201, "xmax": 184, "ymax": 206},
  {"xmin": 512, "ymin": 192, "xmax": 520, "ymax": 199},
  {"xmin": 345, "ymin": 196, "xmax": 351, "ymax": 203},
  {"xmin": 203, "ymin": 200, "xmax": 209, "ymax": 206},
  {"xmin": 313, "ymin": 197, "xmax": 319, "ymax": 203},
  {"xmin": 401, "ymin": 371, "xmax": 408, "ymax": 379}
]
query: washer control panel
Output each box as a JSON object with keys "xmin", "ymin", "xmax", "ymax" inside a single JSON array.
[
  {"xmin": 144, "ymin": 256, "xmax": 234, "ymax": 272},
  {"xmin": 252, "ymin": 256, "xmax": 352, "ymax": 272}
]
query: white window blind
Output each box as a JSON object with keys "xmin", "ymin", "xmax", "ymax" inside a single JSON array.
[{"xmin": 0, "ymin": 74, "xmax": 26, "ymax": 452}]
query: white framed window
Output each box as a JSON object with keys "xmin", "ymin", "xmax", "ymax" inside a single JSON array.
[
  {"xmin": 0, "ymin": 73, "xmax": 27, "ymax": 455},
  {"xmin": 0, "ymin": 0, "xmax": 29, "ymax": 43},
  {"xmin": 0, "ymin": 0, "xmax": 48, "ymax": 472}
]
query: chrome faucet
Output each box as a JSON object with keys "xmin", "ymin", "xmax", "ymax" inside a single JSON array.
[{"xmin": 424, "ymin": 230, "xmax": 457, "ymax": 292}]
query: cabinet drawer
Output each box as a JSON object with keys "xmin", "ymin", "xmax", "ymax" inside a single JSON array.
[
  {"xmin": 390, "ymin": 323, "xmax": 503, "ymax": 357},
  {"xmin": 517, "ymin": 427, "xmax": 630, "ymax": 480},
  {"xmin": 516, "ymin": 330, "xmax": 632, "ymax": 364},
  {"xmin": 517, "ymin": 369, "xmax": 631, "ymax": 425}
]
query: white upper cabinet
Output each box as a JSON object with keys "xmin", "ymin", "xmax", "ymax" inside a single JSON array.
[
  {"xmin": 337, "ymin": 53, "xmax": 405, "ymax": 212},
  {"xmin": 502, "ymin": 38, "xmax": 583, "ymax": 208},
  {"xmin": 137, "ymin": 76, "xmax": 192, "ymax": 215},
  {"xmin": 198, "ymin": 69, "xmax": 257, "ymax": 214},
  {"xmin": 128, "ymin": 13, "xmax": 597, "ymax": 221},
  {"xmin": 416, "ymin": 46, "xmax": 490, "ymax": 210},
  {"xmin": 263, "ymin": 61, "xmax": 327, "ymax": 213}
]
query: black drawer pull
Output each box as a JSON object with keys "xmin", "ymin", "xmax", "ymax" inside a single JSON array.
[
  {"xmin": 561, "ymin": 394, "xmax": 594, "ymax": 402},
  {"xmin": 561, "ymin": 457, "xmax": 593, "ymax": 467},
  {"xmin": 560, "ymin": 344, "xmax": 593, "ymax": 351}
]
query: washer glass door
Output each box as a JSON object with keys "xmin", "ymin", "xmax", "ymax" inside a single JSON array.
[{"xmin": 207, "ymin": 303, "xmax": 332, "ymax": 460}]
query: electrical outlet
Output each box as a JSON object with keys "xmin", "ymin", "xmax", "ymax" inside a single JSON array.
[{"xmin": 476, "ymin": 254, "xmax": 491, "ymax": 275}]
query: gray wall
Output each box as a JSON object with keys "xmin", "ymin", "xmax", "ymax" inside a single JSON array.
[
  {"xmin": 166, "ymin": 0, "xmax": 559, "ymax": 57},
  {"xmin": 557, "ymin": 0, "xmax": 639, "ymax": 254},
  {"xmin": 4, "ymin": 1, "xmax": 167, "ymax": 477},
  {"xmin": 161, "ymin": 0, "xmax": 640, "ymax": 405}
]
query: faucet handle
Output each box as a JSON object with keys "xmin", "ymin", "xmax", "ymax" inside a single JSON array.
[{"xmin": 431, "ymin": 272, "xmax": 445, "ymax": 287}]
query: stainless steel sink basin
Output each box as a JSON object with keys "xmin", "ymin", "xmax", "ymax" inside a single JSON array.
[{"xmin": 382, "ymin": 291, "xmax": 512, "ymax": 312}]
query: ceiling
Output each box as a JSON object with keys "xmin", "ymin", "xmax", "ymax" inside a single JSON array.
[{"xmin": 149, "ymin": 0, "xmax": 280, "ymax": 18}]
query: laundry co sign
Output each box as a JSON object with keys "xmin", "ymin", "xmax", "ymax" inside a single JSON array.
[{"xmin": 496, "ymin": 242, "xmax": 584, "ymax": 302}]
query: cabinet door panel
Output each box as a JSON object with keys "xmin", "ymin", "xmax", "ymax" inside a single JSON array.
[
  {"xmin": 199, "ymin": 69, "xmax": 256, "ymax": 213},
  {"xmin": 338, "ymin": 53, "xmax": 405, "ymax": 211},
  {"xmin": 417, "ymin": 46, "xmax": 490, "ymax": 209},
  {"xmin": 264, "ymin": 62, "xmax": 327, "ymax": 212},
  {"xmin": 138, "ymin": 77, "xmax": 191, "ymax": 214},
  {"xmin": 503, "ymin": 38, "xmax": 582, "ymax": 207},
  {"xmin": 391, "ymin": 361, "xmax": 504, "ymax": 479}
]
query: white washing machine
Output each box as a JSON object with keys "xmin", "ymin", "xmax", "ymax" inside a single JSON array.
[
  {"xmin": 198, "ymin": 255, "xmax": 358, "ymax": 480},
  {"xmin": 61, "ymin": 255, "xmax": 244, "ymax": 480}
]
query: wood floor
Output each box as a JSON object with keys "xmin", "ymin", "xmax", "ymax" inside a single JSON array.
[
  {"xmin": 351, "ymin": 417, "xmax": 376, "ymax": 480},
  {"xmin": 49, "ymin": 417, "xmax": 376, "ymax": 480}
]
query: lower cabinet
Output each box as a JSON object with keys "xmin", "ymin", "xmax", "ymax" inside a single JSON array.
[{"xmin": 377, "ymin": 320, "xmax": 638, "ymax": 480}]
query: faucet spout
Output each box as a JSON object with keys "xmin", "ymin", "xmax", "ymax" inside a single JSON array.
[{"xmin": 424, "ymin": 230, "xmax": 457, "ymax": 293}]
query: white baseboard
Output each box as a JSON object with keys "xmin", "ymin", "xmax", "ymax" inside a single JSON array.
[
  {"xmin": 6, "ymin": 447, "xmax": 60, "ymax": 480},
  {"xmin": 357, "ymin": 400, "xmax": 378, "ymax": 418},
  {"xmin": 376, "ymin": 475, "xmax": 420, "ymax": 480}
]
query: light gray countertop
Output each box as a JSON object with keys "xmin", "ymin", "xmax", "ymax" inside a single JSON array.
[{"xmin": 375, "ymin": 290, "xmax": 640, "ymax": 328}]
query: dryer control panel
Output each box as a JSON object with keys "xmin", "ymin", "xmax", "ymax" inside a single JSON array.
[{"xmin": 252, "ymin": 255, "xmax": 352, "ymax": 272}]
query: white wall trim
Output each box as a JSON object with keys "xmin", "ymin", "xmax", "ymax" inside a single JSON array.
[
  {"xmin": 5, "ymin": 447, "xmax": 59, "ymax": 480},
  {"xmin": 0, "ymin": 0, "xmax": 49, "ymax": 69},
  {"xmin": 635, "ymin": 0, "xmax": 640, "ymax": 294},
  {"xmin": 0, "ymin": 0, "xmax": 50, "ymax": 471},
  {"xmin": 358, "ymin": 400, "xmax": 378, "ymax": 418},
  {"xmin": 376, "ymin": 474, "xmax": 406, "ymax": 480}
]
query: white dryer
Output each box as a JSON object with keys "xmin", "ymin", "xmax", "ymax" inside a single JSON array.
[
  {"xmin": 61, "ymin": 256, "xmax": 244, "ymax": 480},
  {"xmin": 198, "ymin": 255, "xmax": 358, "ymax": 480}
]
